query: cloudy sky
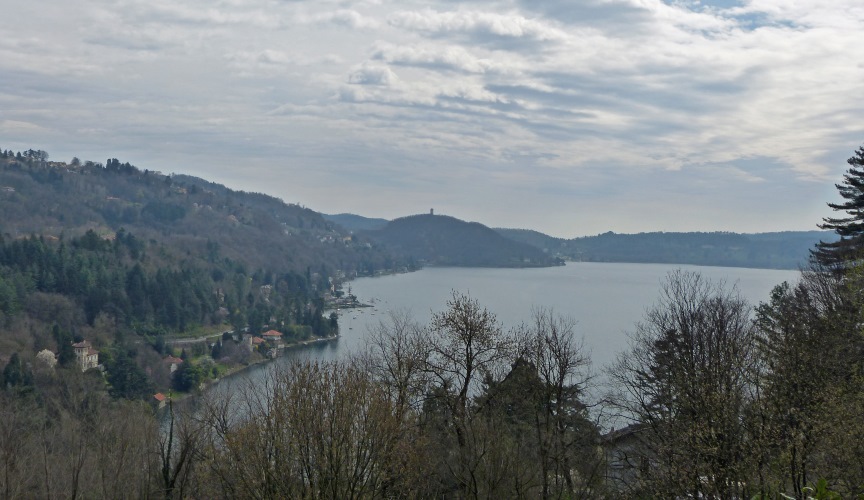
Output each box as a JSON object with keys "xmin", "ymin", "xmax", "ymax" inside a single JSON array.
[{"xmin": 3, "ymin": 0, "xmax": 863, "ymax": 237}]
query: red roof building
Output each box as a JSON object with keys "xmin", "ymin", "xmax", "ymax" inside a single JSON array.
[
  {"xmin": 262, "ymin": 330, "xmax": 285, "ymax": 348},
  {"xmin": 163, "ymin": 355, "xmax": 183, "ymax": 373}
]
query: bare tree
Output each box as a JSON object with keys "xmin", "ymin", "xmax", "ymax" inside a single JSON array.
[
  {"xmin": 197, "ymin": 361, "xmax": 416, "ymax": 498},
  {"xmin": 157, "ymin": 399, "xmax": 204, "ymax": 499},
  {"xmin": 427, "ymin": 292, "xmax": 511, "ymax": 422},
  {"xmin": 363, "ymin": 309, "xmax": 429, "ymax": 419},
  {"xmin": 607, "ymin": 270, "xmax": 757, "ymax": 498},
  {"xmin": 0, "ymin": 393, "xmax": 38, "ymax": 498},
  {"xmin": 514, "ymin": 308, "xmax": 601, "ymax": 499},
  {"xmin": 422, "ymin": 291, "xmax": 512, "ymax": 497}
]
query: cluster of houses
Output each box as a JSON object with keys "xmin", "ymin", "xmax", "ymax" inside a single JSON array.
[
  {"xmin": 27, "ymin": 328, "xmax": 290, "ymax": 409},
  {"xmin": 151, "ymin": 329, "xmax": 286, "ymax": 408}
]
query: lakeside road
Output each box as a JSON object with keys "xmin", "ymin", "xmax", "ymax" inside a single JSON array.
[{"xmin": 164, "ymin": 333, "xmax": 227, "ymax": 346}]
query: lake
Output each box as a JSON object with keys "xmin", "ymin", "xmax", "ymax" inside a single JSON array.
[{"xmin": 217, "ymin": 262, "xmax": 799, "ymax": 391}]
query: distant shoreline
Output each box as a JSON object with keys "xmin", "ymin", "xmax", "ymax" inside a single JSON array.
[{"xmin": 190, "ymin": 334, "xmax": 341, "ymax": 397}]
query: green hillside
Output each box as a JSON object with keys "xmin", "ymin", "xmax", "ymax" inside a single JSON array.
[
  {"xmin": 0, "ymin": 153, "xmax": 399, "ymax": 277},
  {"xmin": 0, "ymin": 148, "xmax": 407, "ymax": 397},
  {"xmin": 364, "ymin": 214, "xmax": 563, "ymax": 268}
]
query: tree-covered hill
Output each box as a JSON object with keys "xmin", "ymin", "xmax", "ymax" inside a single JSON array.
[
  {"xmin": 496, "ymin": 228, "xmax": 833, "ymax": 269},
  {"xmin": 0, "ymin": 147, "xmax": 404, "ymax": 397},
  {"xmin": 362, "ymin": 214, "xmax": 563, "ymax": 268},
  {"xmin": 322, "ymin": 212, "xmax": 389, "ymax": 232},
  {"xmin": 0, "ymin": 151, "xmax": 399, "ymax": 277}
]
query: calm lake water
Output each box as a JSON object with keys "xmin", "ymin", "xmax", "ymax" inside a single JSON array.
[{"xmin": 216, "ymin": 262, "xmax": 799, "ymax": 392}]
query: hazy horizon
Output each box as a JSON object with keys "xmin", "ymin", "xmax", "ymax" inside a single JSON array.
[{"xmin": 325, "ymin": 211, "xmax": 831, "ymax": 239}]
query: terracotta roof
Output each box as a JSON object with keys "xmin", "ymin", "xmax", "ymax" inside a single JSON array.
[
  {"xmin": 153, "ymin": 393, "xmax": 166, "ymax": 402},
  {"xmin": 252, "ymin": 337, "xmax": 266, "ymax": 345},
  {"xmin": 72, "ymin": 340, "xmax": 91, "ymax": 349},
  {"xmin": 263, "ymin": 330, "xmax": 282, "ymax": 337},
  {"xmin": 163, "ymin": 356, "xmax": 183, "ymax": 364}
]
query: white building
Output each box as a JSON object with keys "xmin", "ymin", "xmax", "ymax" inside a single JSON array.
[{"xmin": 72, "ymin": 340, "xmax": 99, "ymax": 372}]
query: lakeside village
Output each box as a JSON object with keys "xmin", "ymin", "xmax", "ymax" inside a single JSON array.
[{"xmin": 23, "ymin": 276, "xmax": 377, "ymax": 409}]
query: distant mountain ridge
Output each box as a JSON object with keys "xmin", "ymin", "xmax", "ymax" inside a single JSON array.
[
  {"xmin": 495, "ymin": 228, "xmax": 834, "ymax": 270},
  {"xmin": 361, "ymin": 214, "xmax": 563, "ymax": 268},
  {"xmin": 319, "ymin": 211, "xmax": 831, "ymax": 270}
]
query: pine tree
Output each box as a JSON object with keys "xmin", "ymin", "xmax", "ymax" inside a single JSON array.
[
  {"xmin": 2, "ymin": 353, "xmax": 32, "ymax": 388},
  {"xmin": 813, "ymin": 145, "xmax": 864, "ymax": 267},
  {"xmin": 53, "ymin": 324, "xmax": 75, "ymax": 367}
]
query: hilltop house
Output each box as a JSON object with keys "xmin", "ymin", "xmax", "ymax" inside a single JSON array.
[{"xmin": 72, "ymin": 340, "xmax": 99, "ymax": 372}]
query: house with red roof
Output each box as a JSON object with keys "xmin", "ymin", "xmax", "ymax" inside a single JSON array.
[
  {"xmin": 262, "ymin": 330, "xmax": 284, "ymax": 348},
  {"xmin": 163, "ymin": 355, "xmax": 183, "ymax": 373}
]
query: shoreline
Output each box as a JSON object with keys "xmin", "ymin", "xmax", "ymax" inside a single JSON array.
[{"xmin": 202, "ymin": 334, "xmax": 341, "ymax": 390}]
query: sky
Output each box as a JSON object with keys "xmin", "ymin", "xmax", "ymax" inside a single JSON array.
[{"xmin": 2, "ymin": 0, "xmax": 863, "ymax": 238}]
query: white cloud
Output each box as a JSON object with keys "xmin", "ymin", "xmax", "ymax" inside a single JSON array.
[
  {"xmin": 348, "ymin": 63, "xmax": 399, "ymax": 85},
  {"xmin": 388, "ymin": 9, "xmax": 569, "ymax": 43},
  {"xmin": 370, "ymin": 41, "xmax": 517, "ymax": 74},
  {"xmin": 3, "ymin": 0, "xmax": 863, "ymax": 234},
  {"xmin": 294, "ymin": 9, "xmax": 381, "ymax": 29}
]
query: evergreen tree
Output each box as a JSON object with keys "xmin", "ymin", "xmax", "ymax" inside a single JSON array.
[
  {"xmin": 104, "ymin": 348, "xmax": 152, "ymax": 400},
  {"xmin": 172, "ymin": 361, "xmax": 203, "ymax": 392},
  {"xmin": 2, "ymin": 353, "xmax": 32, "ymax": 388},
  {"xmin": 813, "ymin": 145, "xmax": 864, "ymax": 267},
  {"xmin": 210, "ymin": 341, "xmax": 222, "ymax": 360},
  {"xmin": 53, "ymin": 324, "xmax": 76, "ymax": 367}
]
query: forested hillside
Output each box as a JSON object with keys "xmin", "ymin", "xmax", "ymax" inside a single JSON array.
[
  {"xmin": 362, "ymin": 214, "xmax": 563, "ymax": 268},
  {"xmin": 0, "ymin": 151, "xmax": 399, "ymax": 276},
  {"xmin": 322, "ymin": 212, "xmax": 389, "ymax": 231},
  {"xmin": 0, "ymin": 148, "xmax": 402, "ymax": 399}
]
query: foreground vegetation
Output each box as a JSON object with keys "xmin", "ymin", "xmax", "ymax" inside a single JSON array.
[
  {"xmin": 2, "ymin": 268, "xmax": 862, "ymax": 498},
  {"xmin": 1, "ymin": 145, "xmax": 864, "ymax": 498}
]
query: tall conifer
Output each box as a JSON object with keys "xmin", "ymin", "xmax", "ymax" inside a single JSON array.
[{"xmin": 813, "ymin": 145, "xmax": 864, "ymax": 267}]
